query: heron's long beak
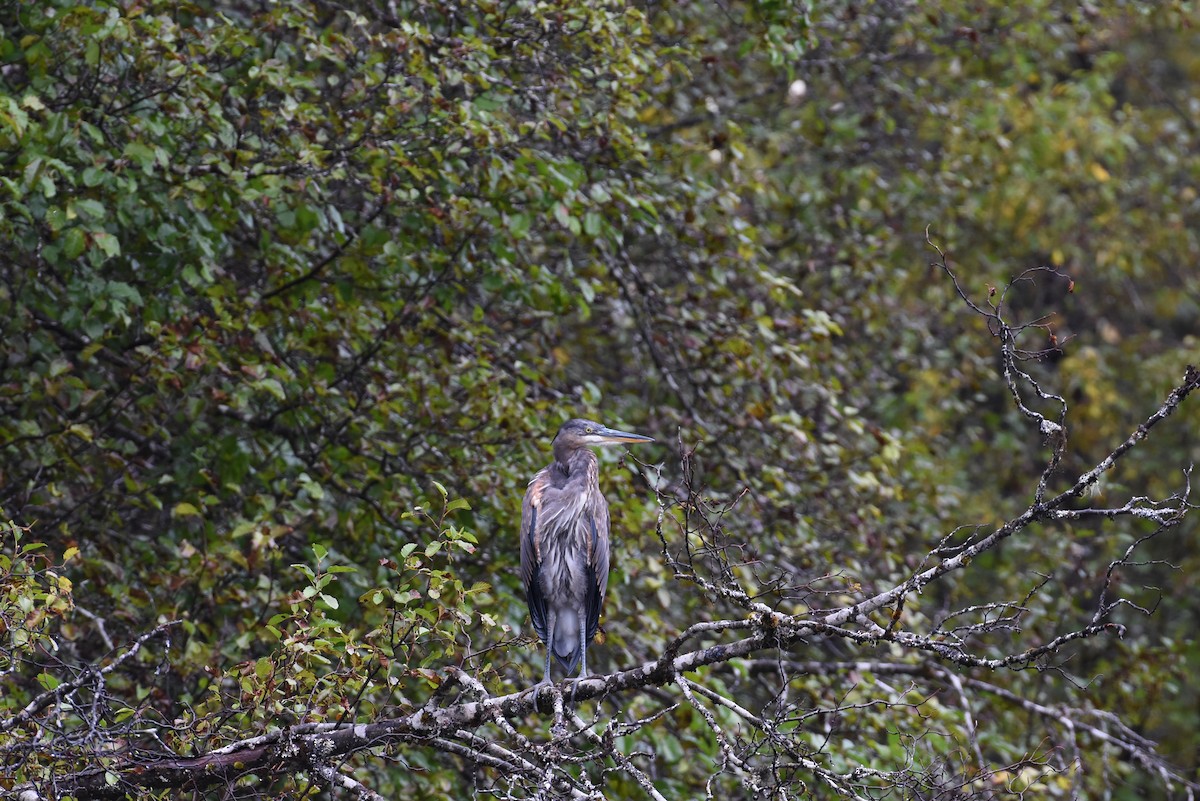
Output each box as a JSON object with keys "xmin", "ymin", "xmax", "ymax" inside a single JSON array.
[{"xmin": 594, "ymin": 426, "xmax": 655, "ymax": 444}]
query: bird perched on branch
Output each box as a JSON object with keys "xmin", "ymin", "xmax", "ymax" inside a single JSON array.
[{"xmin": 520, "ymin": 418, "xmax": 654, "ymax": 685}]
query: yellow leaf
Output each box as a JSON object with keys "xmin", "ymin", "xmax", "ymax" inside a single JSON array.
[
  {"xmin": 173, "ymin": 502, "xmax": 201, "ymax": 517},
  {"xmin": 1088, "ymin": 162, "xmax": 1110, "ymax": 182},
  {"xmin": 67, "ymin": 423, "xmax": 93, "ymax": 442}
]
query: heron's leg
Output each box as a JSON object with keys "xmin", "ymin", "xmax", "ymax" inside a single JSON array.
[
  {"xmin": 542, "ymin": 612, "xmax": 556, "ymax": 686},
  {"xmin": 570, "ymin": 618, "xmax": 588, "ymax": 705},
  {"xmin": 536, "ymin": 641, "xmax": 554, "ymax": 711},
  {"xmin": 578, "ymin": 618, "xmax": 588, "ymax": 679}
]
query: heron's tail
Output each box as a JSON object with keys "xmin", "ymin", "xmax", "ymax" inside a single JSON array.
[
  {"xmin": 551, "ymin": 609, "xmax": 584, "ymax": 674},
  {"xmin": 554, "ymin": 647, "xmax": 583, "ymax": 675}
]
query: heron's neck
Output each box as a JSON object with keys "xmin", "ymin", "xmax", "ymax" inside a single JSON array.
[{"xmin": 553, "ymin": 446, "xmax": 597, "ymax": 477}]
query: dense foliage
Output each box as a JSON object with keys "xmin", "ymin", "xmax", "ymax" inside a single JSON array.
[{"xmin": 2, "ymin": 0, "xmax": 1198, "ymax": 798}]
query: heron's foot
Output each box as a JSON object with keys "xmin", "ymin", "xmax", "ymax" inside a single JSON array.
[
  {"xmin": 532, "ymin": 682, "xmax": 567, "ymax": 734},
  {"xmin": 532, "ymin": 676, "xmax": 553, "ymax": 707},
  {"xmin": 569, "ymin": 671, "xmax": 589, "ymax": 704}
]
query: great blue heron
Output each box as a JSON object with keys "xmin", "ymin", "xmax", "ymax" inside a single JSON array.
[{"xmin": 520, "ymin": 418, "xmax": 654, "ymax": 684}]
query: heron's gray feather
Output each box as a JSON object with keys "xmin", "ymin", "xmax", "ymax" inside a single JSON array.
[{"xmin": 519, "ymin": 448, "xmax": 610, "ymax": 671}]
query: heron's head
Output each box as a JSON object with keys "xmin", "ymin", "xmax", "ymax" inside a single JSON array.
[{"xmin": 553, "ymin": 418, "xmax": 655, "ymax": 452}]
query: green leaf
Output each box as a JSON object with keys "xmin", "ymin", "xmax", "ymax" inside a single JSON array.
[
  {"xmin": 256, "ymin": 378, "xmax": 286, "ymax": 400},
  {"xmin": 74, "ymin": 198, "xmax": 106, "ymax": 221},
  {"xmin": 506, "ymin": 212, "xmax": 531, "ymax": 238},
  {"xmin": 583, "ymin": 211, "xmax": 602, "ymax": 236},
  {"xmin": 61, "ymin": 227, "xmax": 86, "ymax": 259},
  {"xmin": 123, "ymin": 141, "xmax": 158, "ymax": 172},
  {"xmin": 92, "ymin": 231, "xmax": 121, "ymax": 258}
]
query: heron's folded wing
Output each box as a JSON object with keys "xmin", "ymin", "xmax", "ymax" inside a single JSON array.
[
  {"xmin": 583, "ymin": 504, "xmax": 610, "ymax": 641},
  {"xmin": 520, "ymin": 477, "xmax": 548, "ymax": 642}
]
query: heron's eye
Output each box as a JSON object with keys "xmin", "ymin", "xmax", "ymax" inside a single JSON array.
[{"xmin": 585, "ymin": 426, "xmax": 594, "ymax": 433}]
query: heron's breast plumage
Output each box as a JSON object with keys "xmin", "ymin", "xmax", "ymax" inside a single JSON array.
[{"xmin": 526, "ymin": 453, "xmax": 605, "ymax": 606}]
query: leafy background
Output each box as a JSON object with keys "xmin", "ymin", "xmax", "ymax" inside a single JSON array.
[{"xmin": 2, "ymin": 0, "xmax": 1199, "ymax": 797}]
